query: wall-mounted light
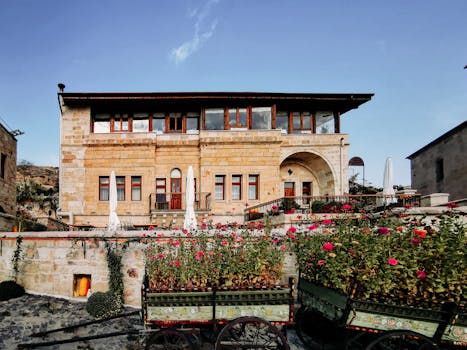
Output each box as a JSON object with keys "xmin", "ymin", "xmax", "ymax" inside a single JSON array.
[{"xmin": 288, "ymin": 169, "xmax": 293, "ymax": 176}]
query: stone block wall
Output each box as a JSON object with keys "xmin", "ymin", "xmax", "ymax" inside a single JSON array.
[{"xmin": 0, "ymin": 123, "xmax": 17, "ymax": 217}]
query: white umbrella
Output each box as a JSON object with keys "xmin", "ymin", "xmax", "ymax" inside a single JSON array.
[
  {"xmin": 382, "ymin": 157, "xmax": 397, "ymax": 205},
  {"xmin": 108, "ymin": 171, "xmax": 121, "ymax": 231},
  {"xmin": 183, "ymin": 166, "xmax": 197, "ymax": 232}
]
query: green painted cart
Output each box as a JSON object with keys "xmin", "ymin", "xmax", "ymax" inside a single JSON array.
[
  {"xmin": 142, "ymin": 275, "xmax": 295, "ymax": 349},
  {"xmin": 296, "ymin": 279, "xmax": 466, "ymax": 350}
]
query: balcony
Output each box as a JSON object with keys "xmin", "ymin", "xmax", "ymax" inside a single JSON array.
[{"xmin": 149, "ymin": 192, "xmax": 212, "ymax": 213}]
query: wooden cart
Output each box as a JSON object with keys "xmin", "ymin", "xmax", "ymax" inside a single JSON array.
[
  {"xmin": 296, "ymin": 278, "xmax": 466, "ymax": 350},
  {"xmin": 142, "ymin": 275, "xmax": 295, "ymax": 349}
]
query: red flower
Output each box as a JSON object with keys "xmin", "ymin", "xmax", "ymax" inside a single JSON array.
[
  {"xmin": 446, "ymin": 202, "xmax": 458, "ymax": 208},
  {"xmin": 221, "ymin": 240, "xmax": 228, "ymax": 246},
  {"xmin": 411, "ymin": 237, "xmax": 420, "ymax": 244},
  {"xmin": 322, "ymin": 242, "xmax": 334, "ymax": 251},
  {"xmin": 387, "ymin": 258, "xmax": 398, "ymax": 266},
  {"xmin": 377, "ymin": 227, "xmax": 390, "ymax": 235},
  {"xmin": 157, "ymin": 253, "xmax": 164, "ymax": 260},
  {"xmin": 416, "ymin": 270, "xmax": 427, "ymax": 279},
  {"xmin": 308, "ymin": 224, "xmax": 318, "ymax": 231},
  {"xmin": 175, "ymin": 260, "xmax": 181, "ymax": 266},
  {"xmin": 413, "ymin": 229, "xmax": 427, "ymax": 238},
  {"xmin": 321, "ymin": 219, "xmax": 332, "ymax": 225},
  {"xmin": 342, "ymin": 204, "xmax": 352, "ymax": 210},
  {"xmin": 201, "ymin": 222, "xmax": 207, "ymax": 230},
  {"xmin": 288, "ymin": 226, "xmax": 297, "ymax": 233},
  {"xmin": 348, "ymin": 249, "xmax": 356, "ymax": 254},
  {"xmin": 173, "ymin": 240, "xmax": 180, "ymax": 247},
  {"xmin": 317, "ymin": 260, "xmax": 326, "ymax": 266}
]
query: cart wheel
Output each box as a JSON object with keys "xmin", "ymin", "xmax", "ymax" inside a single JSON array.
[
  {"xmin": 295, "ymin": 306, "xmax": 347, "ymax": 349},
  {"xmin": 215, "ymin": 316, "xmax": 290, "ymax": 350},
  {"xmin": 364, "ymin": 330, "xmax": 439, "ymax": 350},
  {"xmin": 145, "ymin": 328, "xmax": 197, "ymax": 350}
]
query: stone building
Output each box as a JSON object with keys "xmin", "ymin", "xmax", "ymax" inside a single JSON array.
[
  {"xmin": 0, "ymin": 122, "xmax": 17, "ymax": 230},
  {"xmin": 407, "ymin": 121, "xmax": 467, "ymax": 201},
  {"xmin": 58, "ymin": 89, "xmax": 373, "ymax": 227}
]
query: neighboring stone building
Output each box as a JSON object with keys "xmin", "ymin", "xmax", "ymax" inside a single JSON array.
[
  {"xmin": 58, "ymin": 88, "xmax": 373, "ymax": 227},
  {"xmin": 407, "ymin": 121, "xmax": 467, "ymax": 201},
  {"xmin": 0, "ymin": 122, "xmax": 17, "ymax": 231}
]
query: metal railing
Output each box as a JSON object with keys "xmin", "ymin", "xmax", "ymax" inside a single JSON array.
[
  {"xmin": 244, "ymin": 194, "xmax": 421, "ymax": 221},
  {"xmin": 149, "ymin": 192, "xmax": 212, "ymax": 212}
]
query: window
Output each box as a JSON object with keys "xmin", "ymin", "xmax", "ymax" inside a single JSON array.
[
  {"xmin": 113, "ymin": 114, "xmax": 130, "ymax": 132},
  {"xmin": 229, "ymin": 108, "xmax": 247, "ymax": 128},
  {"xmin": 276, "ymin": 111, "xmax": 289, "ymax": 133},
  {"xmin": 205, "ymin": 109, "xmax": 225, "ymax": 130},
  {"xmin": 156, "ymin": 178, "xmax": 166, "ymax": 203},
  {"xmin": 169, "ymin": 113, "xmax": 183, "ymax": 132},
  {"xmin": 251, "ymin": 107, "xmax": 271, "ymax": 130},
  {"xmin": 131, "ymin": 176, "xmax": 142, "ymax": 201},
  {"xmin": 1, "ymin": 153, "xmax": 6, "ymax": 179},
  {"xmin": 133, "ymin": 113, "xmax": 149, "ymax": 132},
  {"xmin": 186, "ymin": 112, "xmax": 200, "ymax": 132},
  {"xmin": 293, "ymin": 112, "xmax": 312, "ymax": 134},
  {"xmin": 93, "ymin": 114, "xmax": 111, "ymax": 133},
  {"xmin": 116, "ymin": 176, "xmax": 125, "ymax": 201},
  {"xmin": 153, "ymin": 113, "xmax": 166, "ymax": 133},
  {"xmin": 316, "ymin": 111, "xmax": 334, "ymax": 134},
  {"xmin": 99, "ymin": 176, "xmax": 110, "ymax": 201},
  {"xmin": 215, "ymin": 175, "xmax": 225, "ymax": 200},
  {"xmin": 232, "ymin": 175, "xmax": 242, "ymax": 200},
  {"xmin": 436, "ymin": 158, "xmax": 444, "ymax": 182},
  {"xmin": 248, "ymin": 175, "xmax": 259, "ymax": 200}
]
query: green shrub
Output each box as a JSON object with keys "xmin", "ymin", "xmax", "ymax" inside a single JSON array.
[
  {"xmin": 85, "ymin": 291, "xmax": 123, "ymax": 318},
  {"xmin": 0, "ymin": 280, "xmax": 25, "ymax": 301}
]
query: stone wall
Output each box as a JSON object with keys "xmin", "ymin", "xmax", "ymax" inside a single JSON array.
[
  {"xmin": 0, "ymin": 123, "xmax": 17, "ymax": 217},
  {"xmin": 0, "ymin": 230, "xmax": 298, "ymax": 307}
]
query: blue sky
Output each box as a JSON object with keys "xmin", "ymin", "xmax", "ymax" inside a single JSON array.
[{"xmin": 0, "ymin": 0, "xmax": 466, "ymax": 188}]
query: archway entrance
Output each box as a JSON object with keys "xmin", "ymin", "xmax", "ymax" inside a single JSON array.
[{"xmin": 170, "ymin": 168, "xmax": 182, "ymax": 210}]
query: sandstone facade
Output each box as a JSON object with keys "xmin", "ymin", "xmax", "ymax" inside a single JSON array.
[
  {"xmin": 58, "ymin": 91, "xmax": 372, "ymax": 227},
  {"xmin": 0, "ymin": 123, "xmax": 17, "ymax": 230}
]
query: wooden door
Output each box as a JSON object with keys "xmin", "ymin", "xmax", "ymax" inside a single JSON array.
[
  {"xmin": 284, "ymin": 182, "xmax": 295, "ymax": 197},
  {"xmin": 170, "ymin": 178, "xmax": 182, "ymax": 209}
]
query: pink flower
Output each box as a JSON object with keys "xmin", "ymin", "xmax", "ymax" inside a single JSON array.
[
  {"xmin": 416, "ymin": 270, "xmax": 427, "ymax": 279},
  {"xmin": 288, "ymin": 226, "xmax": 297, "ymax": 233},
  {"xmin": 317, "ymin": 260, "xmax": 326, "ymax": 266},
  {"xmin": 196, "ymin": 251, "xmax": 205, "ymax": 257},
  {"xmin": 308, "ymin": 224, "xmax": 318, "ymax": 231},
  {"xmin": 446, "ymin": 202, "xmax": 458, "ymax": 208},
  {"xmin": 411, "ymin": 237, "xmax": 420, "ymax": 244},
  {"xmin": 280, "ymin": 245, "xmax": 287, "ymax": 251},
  {"xmin": 342, "ymin": 204, "xmax": 352, "ymax": 210},
  {"xmin": 151, "ymin": 255, "xmax": 156, "ymax": 261},
  {"xmin": 221, "ymin": 240, "xmax": 228, "ymax": 246},
  {"xmin": 201, "ymin": 222, "xmax": 207, "ymax": 230},
  {"xmin": 173, "ymin": 240, "xmax": 180, "ymax": 247},
  {"xmin": 348, "ymin": 249, "xmax": 356, "ymax": 254},
  {"xmin": 148, "ymin": 225, "xmax": 155, "ymax": 230},
  {"xmin": 377, "ymin": 227, "xmax": 390, "ymax": 235},
  {"xmin": 157, "ymin": 253, "xmax": 164, "ymax": 260},
  {"xmin": 322, "ymin": 242, "xmax": 334, "ymax": 251},
  {"xmin": 175, "ymin": 260, "xmax": 181, "ymax": 266},
  {"xmin": 321, "ymin": 219, "xmax": 332, "ymax": 225},
  {"xmin": 387, "ymin": 258, "xmax": 398, "ymax": 266}
]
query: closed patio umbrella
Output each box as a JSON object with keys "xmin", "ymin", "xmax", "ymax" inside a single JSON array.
[
  {"xmin": 183, "ymin": 166, "xmax": 197, "ymax": 232},
  {"xmin": 108, "ymin": 171, "xmax": 121, "ymax": 231},
  {"xmin": 382, "ymin": 157, "xmax": 397, "ymax": 205}
]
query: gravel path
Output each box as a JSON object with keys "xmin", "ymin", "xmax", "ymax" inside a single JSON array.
[{"xmin": 0, "ymin": 294, "xmax": 306, "ymax": 350}]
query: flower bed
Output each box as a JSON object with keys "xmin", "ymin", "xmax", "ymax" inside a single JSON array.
[
  {"xmin": 145, "ymin": 229, "xmax": 287, "ymax": 291},
  {"xmin": 290, "ymin": 209, "xmax": 466, "ymax": 307}
]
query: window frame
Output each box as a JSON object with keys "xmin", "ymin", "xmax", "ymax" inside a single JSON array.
[
  {"xmin": 99, "ymin": 176, "xmax": 110, "ymax": 201},
  {"xmin": 228, "ymin": 107, "xmax": 248, "ymax": 128},
  {"xmin": 215, "ymin": 175, "xmax": 226, "ymax": 201},
  {"xmin": 231, "ymin": 175, "xmax": 242, "ymax": 200},
  {"xmin": 131, "ymin": 176, "xmax": 142, "ymax": 201},
  {"xmin": 116, "ymin": 176, "xmax": 125, "ymax": 201},
  {"xmin": 248, "ymin": 174, "xmax": 259, "ymax": 201}
]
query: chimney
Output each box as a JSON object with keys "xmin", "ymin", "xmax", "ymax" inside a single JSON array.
[{"xmin": 58, "ymin": 83, "xmax": 65, "ymax": 92}]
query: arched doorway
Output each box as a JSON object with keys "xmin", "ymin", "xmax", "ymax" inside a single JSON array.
[
  {"xmin": 280, "ymin": 152, "xmax": 337, "ymax": 201},
  {"xmin": 170, "ymin": 168, "xmax": 182, "ymax": 209}
]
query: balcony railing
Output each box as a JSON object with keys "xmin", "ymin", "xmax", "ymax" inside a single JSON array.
[
  {"xmin": 244, "ymin": 194, "xmax": 421, "ymax": 221},
  {"xmin": 149, "ymin": 192, "xmax": 212, "ymax": 212}
]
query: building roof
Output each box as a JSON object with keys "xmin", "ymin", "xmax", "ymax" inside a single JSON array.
[
  {"xmin": 407, "ymin": 120, "xmax": 467, "ymax": 159},
  {"xmin": 58, "ymin": 91, "xmax": 373, "ymax": 115}
]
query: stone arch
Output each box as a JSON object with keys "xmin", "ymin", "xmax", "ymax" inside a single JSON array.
[{"xmin": 280, "ymin": 151, "xmax": 337, "ymax": 196}]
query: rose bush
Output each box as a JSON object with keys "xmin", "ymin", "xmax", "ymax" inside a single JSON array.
[
  {"xmin": 145, "ymin": 228, "xmax": 286, "ymax": 290},
  {"xmin": 291, "ymin": 210, "xmax": 466, "ymax": 307}
]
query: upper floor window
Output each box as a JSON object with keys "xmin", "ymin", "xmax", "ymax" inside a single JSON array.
[
  {"xmin": 276, "ymin": 111, "xmax": 289, "ymax": 134},
  {"xmin": 169, "ymin": 113, "xmax": 183, "ymax": 133},
  {"xmin": 152, "ymin": 113, "xmax": 166, "ymax": 133},
  {"xmin": 133, "ymin": 113, "xmax": 149, "ymax": 132},
  {"xmin": 229, "ymin": 108, "xmax": 248, "ymax": 128},
  {"xmin": 186, "ymin": 112, "xmax": 200, "ymax": 133},
  {"xmin": 293, "ymin": 112, "xmax": 312, "ymax": 134},
  {"xmin": 205, "ymin": 109, "xmax": 225, "ymax": 130},
  {"xmin": 232, "ymin": 175, "xmax": 242, "ymax": 200},
  {"xmin": 0, "ymin": 153, "xmax": 6, "ymax": 179},
  {"xmin": 113, "ymin": 114, "xmax": 130, "ymax": 132},
  {"xmin": 116, "ymin": 176, "xmax": 125, "ymax": 201},
  {"xmin": 94, "ymin": 114, "xmax": 111, "ymax": 133},
  {"xmin": 251, "ymin": 107, "xmax": 271, "ymax": 130},
  {"xmin": 316, "ymin": 111, "xmax": 334, "ymax": 134}
]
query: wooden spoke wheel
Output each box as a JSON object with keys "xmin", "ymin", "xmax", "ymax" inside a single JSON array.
[
  {"xmin": 145, "ymin": 328, "xmax": 197, "ymax": 350},
  {"xmin": 295, "ymin": 306, "xmax": 347, "ymax": 349},
  {"xmin": 364, "ymin": 330, "xmax": 439, "ymax": 350},
  {"xmin": 215, "ymin": 316, "xmax": 290, "ymax": 350}
]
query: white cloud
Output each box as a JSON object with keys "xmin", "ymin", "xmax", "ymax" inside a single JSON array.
[{"xmin": 170, "ymin": 0, "xmax": 220, "ymax": 64}]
